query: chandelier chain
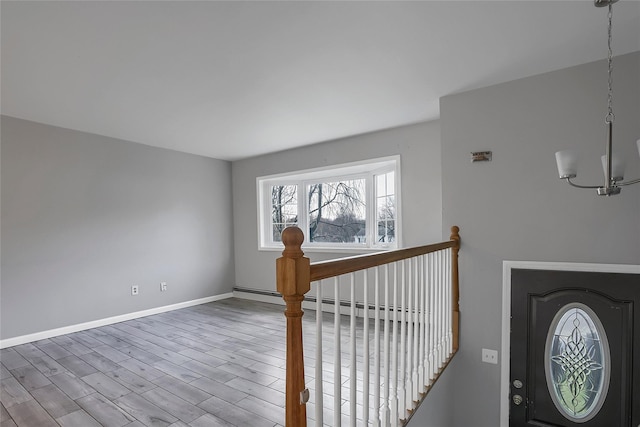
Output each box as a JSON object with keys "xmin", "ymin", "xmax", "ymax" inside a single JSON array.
[
  {"xmin": 555, "ymin": 0, "xmax": 640, "ymax": 196},
  {"xmin": 606, "ymin": 3, "xmax": 614, "ymax": 123}
]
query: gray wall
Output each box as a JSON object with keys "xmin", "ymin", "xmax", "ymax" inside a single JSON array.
[
  {"xmin": 231, "ymin": 121, "xmax": 442, "ymax": 293},
  {"xmin": 415, "ymin": 52, "xmax": 639, "ymax": 427},
  {"xmin": 1, "ymin": 116, "xmax": 235, "ymax": 340}
]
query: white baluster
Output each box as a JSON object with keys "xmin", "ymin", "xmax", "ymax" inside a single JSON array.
[
  {"xmin": 443, "ymin": 250, "xmax": 449, "ymax": 365},
  {"xmin": 443, "ymin": 250, "xmax": 448, "ymax": 358},
  {"xmin": 406, "ymin": 260, "xmax": 412, "ymax": 409},
  {"xmin": 391, "ymin": 262, "xmax": 399, "ymax": 427},
  {"xmin": 315, "ymin": 281, "xmax": 324, "ymax": 426},
  {"xmin": 412, "ymin": 257, "xmax": 420, "ymax": 403},
  {"xmin": 399, "ymin": 260, "xmax": 407, "ymax": 419},
  {"xmin": 424, "ymin": 254, "xmax": 431, "ymax": 384},
  {"xmin": 421, "ymin": 256, "xmax": 428, "ymax": 386},
  {"xmin": 334, "ymin": 277, "xmax": 342, "ymax": 427},
  {"xmin": 435, "ymin": 251, "xmax": 441, "ymax": 368},
  {"xmin": 429, "ymin": 252, "xmax": 435, "ymax": 381},
  {"xmin": 443, "ymin": 250, "xmax": 448, "ymax": 364},
  {"xmin": 418, "ymin": 255, "xmax": 425, "ymax": 395},
  {"xmin": 382, "ymin": 264, "xmax": 391, "ymax": 427},
  {"xmin": 405, "ymin": 259, "xmax": 413, "ymax": 412},
  {"xmin": 363, "ymin": 270, "xmax": 370, "ymax": 425},
  {"xmin": 350, "ymin": 273, "xmax": 357, "ymax": 427},
  {"xmin": 439, "ymin": 250, "xmax": 445, "ymax": 367},
  {"xmin": 447, "ymin": 249, "xmax": 453, "ymax": 355},
  {"xmin": 374, "ymin": 267, "xmax": 381, "ymax": 427}
]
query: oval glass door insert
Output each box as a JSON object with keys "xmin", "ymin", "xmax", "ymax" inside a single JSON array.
[{"xmin": 545, "ymin": 303, "xmax": 610, "ymax": 423}]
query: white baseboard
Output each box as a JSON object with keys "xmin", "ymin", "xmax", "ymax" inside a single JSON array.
[
  {"xmin": 232, "ymin": 289, "xmax": 352, "ymax": 314},
  {"xmin": 233, "ymin": 288, "xmax": 410, "ymax": 318},
  {"xmin": 232, "ymin": 289, "xmax": 285, "ymax": 306},
  {"xmin": 0, "ymin": 293, "xmax": 233, "ymax": 349}
]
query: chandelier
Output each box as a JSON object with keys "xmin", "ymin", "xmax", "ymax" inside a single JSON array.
[{"xmin": 555, "ymin": 0, "xmax": 640, "ymax": 196}]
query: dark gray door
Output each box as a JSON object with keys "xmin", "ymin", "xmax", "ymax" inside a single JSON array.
[{"xmin": 510, "ymin": 269, "xmax": 639, "ymax": 427}]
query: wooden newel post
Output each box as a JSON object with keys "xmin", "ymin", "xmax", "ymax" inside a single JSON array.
[
  {"xmin": 276, "ymin": 227, "xmax": 310, "ymax": 427},
  {"xmin": 450, "ymin": 226, "xmax": 461, "ymax": 352}
]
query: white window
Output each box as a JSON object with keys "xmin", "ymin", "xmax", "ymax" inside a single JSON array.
[{"xmin": 257, "ymin": 156, "xmax": 400, "ymax": 251}]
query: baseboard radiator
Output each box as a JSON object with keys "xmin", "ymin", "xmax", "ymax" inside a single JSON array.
[{"xmin": 276, "ymin": 226, "xmax": 461, "ymax": 427}]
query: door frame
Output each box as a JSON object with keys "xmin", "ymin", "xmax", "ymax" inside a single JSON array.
[{"xmin": 500, "ymin": 261, "xmax": 640, "ymax": 427}]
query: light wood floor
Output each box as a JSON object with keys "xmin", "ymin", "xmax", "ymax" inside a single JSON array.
[
  {"xmin": 1, "ymin": 297, "xmax": 388, "ymax": 427},
  {"xmin": 1, "ymin": 298, "xmax": 300, "ymax": 427}
]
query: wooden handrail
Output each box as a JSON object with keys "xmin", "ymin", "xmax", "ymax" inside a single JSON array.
[{"xmin": 310, "ymin": 240, "xmax": 457, "ymax": 282}]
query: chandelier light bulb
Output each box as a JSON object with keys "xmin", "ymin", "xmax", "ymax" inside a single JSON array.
[
  {"xmin": 600, "ymin": 154, "xmax": 625, "ymax": 182},
  {"xmin": 555, "ymin": 150, "xmax": 578, "ymax": 179}
]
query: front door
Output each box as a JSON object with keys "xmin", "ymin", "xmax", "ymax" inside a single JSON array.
[{"xmin": 510, "ymin": 268, "xmax": 639, "ymax": 427}]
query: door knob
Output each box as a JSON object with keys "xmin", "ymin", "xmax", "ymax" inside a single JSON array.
[
  {"xmin": 513, "ymin": 394, "xmax": 523, "ymax": 405},
  {"xmin": 513, "ymin": 379, "xmax": 523, "ymax": 389}
]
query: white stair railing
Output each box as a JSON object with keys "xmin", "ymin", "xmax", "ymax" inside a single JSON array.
[{"xmin": 276, "ymin": 226, "xmax": 460, "ymax": 427}]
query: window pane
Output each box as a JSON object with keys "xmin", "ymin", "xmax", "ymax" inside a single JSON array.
[
  {"xmin": 376, "ymin": 172, "xmax": 396, "ymax": 244},
  {"xmin": 307, "ymin": 180, "xmax": 366, "ymax": 243},
  {"xmin": 271, "ymin": 185, "xmax": 297, "ymax": 242},
  {"xmin": 377, "ymin": 174, "xmax": 387, "ymax": 197},
  {"xmin": 377, "ymin": 196, "xmax": 396, "ymax": 220},
  {"xmin": 387, "ymin": 172, "xmax": 395, "ymax": 196},
  {"xmin": 377, "ymin": 219, "xmax": 395, "ymax": 243}
]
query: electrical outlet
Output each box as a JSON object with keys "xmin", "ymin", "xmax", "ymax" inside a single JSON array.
[
  {"xmin": 482, "ymin": 348, "xmax": 498, "ymax": 364},
  {"xmin": 131, "ymin": 285, "xmax": 139, "ymax": 296},
  {"xmin": 160, "ymin": 282, "xmax": 167, "ymax": 292}
]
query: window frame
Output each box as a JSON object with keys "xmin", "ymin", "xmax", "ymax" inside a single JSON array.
[{"xmin": 257, "ymin": 156, "xmax": 401, "ymax": 252}]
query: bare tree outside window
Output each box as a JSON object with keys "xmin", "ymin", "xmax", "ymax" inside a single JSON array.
[
  {"xmin": 271, "ymin": 184, "xmax": 297, "ymax": 242},
  {"xmin": 260, "ymin": 157, "xmax": 399, "ymax": 250},
  {"xmin": 308, "ymin": 179, "xmax": 366, "ymax": 243},
  {"xmin": 377, "ymin": 196, "xmax": 396, "ymax": 242}
]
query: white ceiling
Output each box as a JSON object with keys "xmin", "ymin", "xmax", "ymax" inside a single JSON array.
[{"xmin": 2, "ymin": 1, "xmax": 639, "ymax": 161}]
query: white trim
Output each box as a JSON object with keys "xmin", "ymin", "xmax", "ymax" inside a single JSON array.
[
  {"xmin": 234, "ymin": 289, "xmax": 331, "ymax": 313},
  {"xmin": 0, "ymin": 293, "xmax": 233, "ymax": 349},
  {"xmin": 233, "ymin": 288, "xmax": 398, "ymax": 318},
  {"xmin": 233, "ymin": 289, "xmax": 285, "ymax": 306},
  {"xmin": 500, "ymin": 261, "xmax": 640, "ymax": 427},
  {"xmin": 257, "ymin": 155, "xmax": 400, "ymax": 182},
  {"xmin": 233, "ymin": 289, "xmax": 333, "ymax": 313}
]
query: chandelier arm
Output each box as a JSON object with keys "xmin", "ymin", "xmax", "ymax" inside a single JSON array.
[
  {"xmin": 565, "ymin": 178, "xmax": 601, "ymax": 189},
  {"xmin": 617, "ymin": 178, "xmax": 640, "ymax": 187}
]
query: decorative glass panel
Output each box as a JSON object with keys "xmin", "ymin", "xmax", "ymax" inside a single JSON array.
[{"xmin": 545, "ymin": 303, "xmax": 610, "ymax": 423}]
